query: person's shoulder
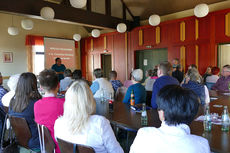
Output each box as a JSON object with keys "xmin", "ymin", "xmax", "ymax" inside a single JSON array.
[
  {"xmin": 89, "ymin": 115, "xmax": 109, "ymax": 126},
  {"xmin": 189, "ymin": 134, "xmax": 210, "ymax": 149}
]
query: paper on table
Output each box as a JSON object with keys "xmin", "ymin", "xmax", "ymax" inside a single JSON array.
[{"xmin": 195, "ymin": 115, "xmax": 222, "ymax": 125}]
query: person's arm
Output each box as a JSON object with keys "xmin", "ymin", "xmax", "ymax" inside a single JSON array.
[
  {"xmin": 101, "ymin": 118, "xmax": 124, "ymax": 153},
  {"xmin": 123, "ymin": 87, "xmax": 131, "ymax": 103},
  {"xmin": 90, "ymin": 81, "xmax": 99, "ymax": 95}
]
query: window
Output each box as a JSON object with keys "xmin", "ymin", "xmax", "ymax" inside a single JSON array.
[{"xmin": 33, "ymin": 45, "xmax": 44, "ymax": 75}]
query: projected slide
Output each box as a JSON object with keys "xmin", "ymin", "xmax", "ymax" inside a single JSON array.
[{"xmin": 44, "ymin": 37, "xmax": 75, "ymax": 69}]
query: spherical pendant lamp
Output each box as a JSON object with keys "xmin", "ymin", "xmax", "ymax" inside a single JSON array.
[
  {"xmin": 73, "ymin": 34, "xmax": 81, "ymax": 41},
  {"xmin": 149, "ymin": 14, "xmax": 161, "ymax": 26},
  {"xmin": 8, "ymin": 26, "xmax": 19, "ymax": 36},
  {"xmin": 21, "ymin": 19, "xmax": 34, "ymax": 30},
  {"xmin": 92, "ymin": 29, "xmax": 100, "ymax": 38},
  {"xmin": 70, "ymin": 0, "xmax": 87, "ymax": 8},
  {"xmin": 117, "ymin": 23, "xmax": 127, "ymax": 33},
  {"xmin": 40, "ymin": 7, "xmax": 55, "ymax": 20},
  {"xmin": 194, "ymin": 4, "xmax": 209, "ymax": 18}
]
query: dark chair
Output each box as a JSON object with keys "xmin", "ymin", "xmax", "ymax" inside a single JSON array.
[
  {"xmin": 9, "ymin": 116, "xmax": 31, "ymax": 149},
  {"xmin": 37, "ymin": 124, "xmax": 55, "ymax": 153},
  {"xmin": 146, "ymin": 91, "xmax": 152, "ymax": 107},
  {"xmin": 57, "ymin": 138, "xmax": 95, "ymax": 153}
]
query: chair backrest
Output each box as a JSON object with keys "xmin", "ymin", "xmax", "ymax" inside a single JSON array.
[
  {"xmin": 206, "ymin": 82, "xmax": 215, "ymax": 90},
  {"xmin": 37, "ymin": 124, "xmax": 55, "ymax": 153},
  {"xmin": 115, "ymin": 86, "xmax": 127, "ymax": 101},
  {"xmin": 9, "ymin": 116, "xmax": 31, "ymax": 148},
  {"xmin": 57, "ymin": 138, "xmax": 95, "ymax": 153}
]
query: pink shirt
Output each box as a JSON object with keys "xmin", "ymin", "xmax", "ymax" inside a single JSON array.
[{"xmin": 34, "ymin": 97, "xmax": 64, "ymax": 153}]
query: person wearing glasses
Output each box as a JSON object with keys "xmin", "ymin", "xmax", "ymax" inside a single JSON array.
[
  {"xmin": 212, "ymin": 64, "xmax": 230, "ymax": 92},
  {"xmin": 130, "ymin": 85, "xmax": 210, "ymax": 153}
]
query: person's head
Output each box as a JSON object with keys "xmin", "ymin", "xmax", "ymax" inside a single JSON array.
[
  {"xmin": 7, "ymin": 74, "xmax": 20, "ymax": 91},
  {"xmin": 110, "ymin": 71, "xmax": 117, "ymax": 80},
  {"xmin": 172, "ymin": 58, "xmax": 179, "ymax": 66},
  {"xmin": 152, "ymin": 68, "xmax": 158, "ymax": 77},
  {"xmin": 131, "ymin": 69, "xmax": 143, "ymax": 82},
  {"xmin": 156, "ymin": 85, "xmax": 199, "ymax": 125},
  {"xmin": 62, "ymin": 80, "xmax": 96, "ymax": 134},
  {"xmin": 157, "ymin": 61, "xmax": 172, "ymax": 77},
  {"xmin": 188, "ymin": 64, "xmax": 197, "ymax": 70},
  {"xmin": 221, "ymin": 65, "xmax": 230, "ymax": 77},
  {"xmin": 205, "ymin": 66, "xmax": 212, "ymax": 74},
  {"xmin": 211, "ymin": 67, "xmax": 220, "ymax": 75},
  {"xmin": 64, "ymin": 69, "xmax": 72, "ymax": 78},
  {"xmin": 10, "ymin": 72, "xmax": 41, "ymax": 113},
  {"xmin": 38, "ymin": 69, "xmax": 59, "ymax": 92},
  {"xmin": 72, "ymin": 69, "xmax": 82, "ymax": 80},
  {"xmin": 93, "ymin": 68, "xmax": 103, "ymax": 78},
  {"xmin": 186, "ymin": 68, "xmax": 201, "ymax": 83},
  {"xmin": 55, "ymin": 57, "xmax": 62, "ymax": 66},
  {"xmin": 0, "ymin": 72, "xmax": 2, "ymax": 85},
  {"xmin": 145, "ymin": 69, "xmax": 153, "ymax": 77}
]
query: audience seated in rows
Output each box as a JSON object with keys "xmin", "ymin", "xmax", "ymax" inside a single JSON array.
[
  {"xmin": 182, "ymin": 68, "xmax": 210, "ymax": 105},
  {"xmin": 2, "ymin": 74, "xmax": 20, "ymax": 107},
  {"xmin": 60, "ymin": 69, "xmax": 73, "ymax": 92},
  {"xmin": 123, "ymin": 69, "xmax": 146, "ymax": 104},
  {"xmin": 9, "ymin": 73, "xmax": 41, "ymax": 151},
  {"xmin": 109, "ymin": 71, "xmax": 123, "ymax": 92},
  {"xmin": 90, "ymin": 68, "xmax": 114, "ymax": 99},
  {"xmin": 130, "ymin": 85, "xmax": 210, "ymax": 153},
  {"xmin": 54, "ymin": 80, "xmax": 124, "ymax": 153},
  {"xmin": 206, "ymin": 67, "xmax": 220, "ymax": 90},
  {"xmin": 145, "ymin": 68, "xmax": 158, "ymax": 91},
  {"xmin": 0, "ymin": 72, "xmax": 8, "ymax": 109},
  {"xmin": 34, "ymin": 69, "xmax": 64, "ymax": 153},
  {"xmin": 212, "ymin": 65, "xmax": 230, "ymax": 92},
  {"xmin": 151, "ymin": 61, "xmax": 179, "ymax": 109}
]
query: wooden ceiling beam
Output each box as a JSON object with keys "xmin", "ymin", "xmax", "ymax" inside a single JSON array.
[
  {"xmin": 0, "ymin": 0, "xmax": 133, "ymax": 30},
  {"xmin": 120, "ymin": 0, "xmax": 135, "ymax": 20},
  {"xmin": 86, "ymin": 0, "xmax": 91, "ymax": 12},
  {"xmin": 105, "ymin": 0, "xmax": 111, "ymax": 16}
]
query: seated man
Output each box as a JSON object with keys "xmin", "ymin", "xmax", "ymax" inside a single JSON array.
[
  {"xmin": 60, "ymin": 69, "xmax": 73, "ymax": 92},
  {"xmin": 130, "ymin": 85, "xmax": 210, "ymax": 153},
  {"xmin": 123, "ymin": 69, "xmax": 146, "ymax": 104},
  {"xmin": 90, "ymin": 68, "xmax": 114, "ymax": 99},
  {"xmin": 151, "ymin": 61, "xmax": 179, "ymax": 109},
  {"xmin": 34, "ymin": 69, "xmax": 64, "ymax": 153},
  {"xmin": 109, "ymin": 71, "xmax": 123, "ymax": 92},
  {"xmin": 212, "ymin": 64, "xmax": 230, "ymax": 92}
]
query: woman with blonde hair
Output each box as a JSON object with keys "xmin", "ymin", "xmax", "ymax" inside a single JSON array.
[
  {"xmin": 54, "ymin": 80, "xmax": 123, "ymax": 153},
  {"xmin": 181, "ymin": 68, "xmax": 209, "ymax": 105}
]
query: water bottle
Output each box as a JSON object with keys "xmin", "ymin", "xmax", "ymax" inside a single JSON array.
[
  {"xmin": 141, "ymin": 103, "xmax": 148, "ymax": 126},
  {"xmin": 100, "ymin": 89, "xmax": 105, "ymax": 103},
  {"xmin": 221, "ymin": 106, "xmax": 229, "ymax": 132},
  {"xmin": 203, "ymin": 106, "xmax": 212, "ymax": 132}
]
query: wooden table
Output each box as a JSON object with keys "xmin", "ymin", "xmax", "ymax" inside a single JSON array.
[{"xmin": 95, "ymin": 92, "xmax": 230, "ymax": 153}]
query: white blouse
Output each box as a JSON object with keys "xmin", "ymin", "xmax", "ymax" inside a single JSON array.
[
  {"xmin": 130, "ymin": 122, "xmax": 210, "ymax": 153},
  {"xmin": 54, "ymin": 115, "xmax": 124, "ymax": 153}
]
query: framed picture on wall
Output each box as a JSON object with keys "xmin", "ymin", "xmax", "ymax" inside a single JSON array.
[{"xmin": 3, "ymin": 52, "xmax": 13, "ymax": 63}]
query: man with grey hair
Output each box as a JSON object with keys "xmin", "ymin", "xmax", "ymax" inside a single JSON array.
[
  {"xmin": 123, "ymin": 69, "xmax": 146, "ymax": 104},
  {"xmin": 151, "ymin": 61, "xmax": 179, "ymax": 109}
]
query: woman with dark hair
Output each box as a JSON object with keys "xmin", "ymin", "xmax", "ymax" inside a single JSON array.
[
  {"xmin": 130, "ymin": 85, "xmax": 210, "ymax": 153},
  {"xmin": 9, "ymin": 72, "xmax": 41, "ymax": 151}
]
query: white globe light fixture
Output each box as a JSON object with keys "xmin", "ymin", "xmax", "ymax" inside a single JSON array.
[
  {"xmin": 8, "ymin": 26, "xmax": 19, "ymax": 36},
  {"xmin": 92, "ymin": 29, "xmax": 100, "ymax": 38},
  {"xmin": 117, "ymin": 23, "xmax": 127, "ymax": 33},
  {"xmin": 70, "ymin": 0, "xmax": 87, "ymax": 8},
  {"xmin": 73, "ymin": 34, "xmax": 81, "ymax": 41},
  {"xmin": 194, "ymin": 3, "xmax": 209, "ymax": 18},
  {"xmin": 21, "ymin": 19, "xmax": 34, "ymax": 30},
  {"xmin": 149, "ymin": 14, "xmax": 161, "ymax": 26},
  {"xmin": 40, "ymin": 7, "xmax": 55, "ymax": 20}
]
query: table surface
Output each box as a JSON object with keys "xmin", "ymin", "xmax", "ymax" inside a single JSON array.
[{"xmin": 95, "ymin": 91, "xmax": 230, "ymax": 153}]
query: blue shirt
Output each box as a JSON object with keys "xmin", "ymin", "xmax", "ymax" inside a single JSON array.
[
  {"xmin": 9, "ymin": 99, "xmax": 40, "ymax": 150},
  {"xmin": 90, "ymin": 81, "xmax": 100, "ymax": 95},
  {"xmin": 151, "ymin": 75, "xmax": 179, "ymax": 109},
  {"xmin": 51, "ymin": 64, "xmax": 66, "ymax": 81},
  {"xmin": 123, "ymin": 83, "xmax": 146, "ymax": 104},
  {"xmin": 110, "ymin": 80, "xmax": 123, "ymax": 92}
]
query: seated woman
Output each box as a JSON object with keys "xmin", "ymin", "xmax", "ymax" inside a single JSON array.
[
  {"xmin": 109, "ymin": 70, "xmax": 123, "ymax": 92},
  {"xmin": 182, "ymin": 68, "xmax": 209, "ymax": 105},
  {"xmin": 54, "ymin": 80, "xmax": 124, "ymax": 153},
  {"xmin": 123, "ymin": 69, "xmax": 146, "ymax": 104},
  {"xmin": 203, "ymin": 66, "xmax": 212, "ymax": 84},
  {"xmin": 130, "ymin": 85, "xmax": 210, "ymax": 153},
  {"xmin": 206, "ymin": 67, "xmax": 220, "ymax": 90},
  {"xmin": 145, "ymin": 68, "xmax": 158, "ymax": 91},
  {"xmin": 9, "ymin": 72, "xmax": 41, "ymax": 151}
]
